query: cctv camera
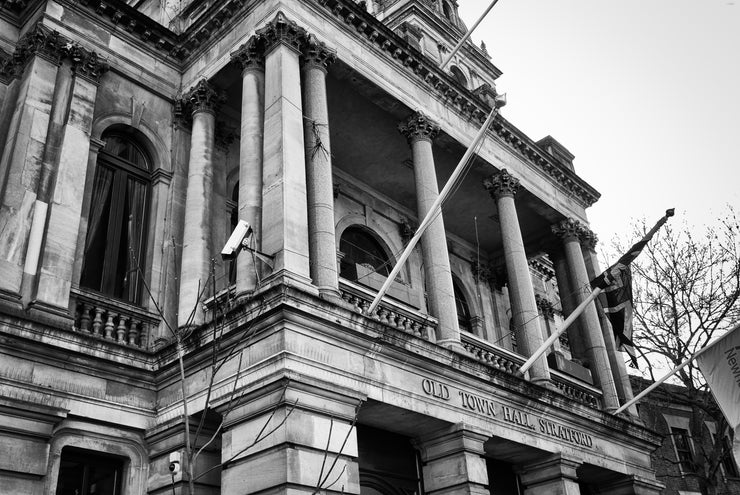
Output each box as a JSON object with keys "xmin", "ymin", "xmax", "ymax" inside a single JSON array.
[
  {"xmin": 168, "ymin": 452, "xmax": 181, "ymax": 475},
  {"xmin": 221, "ymin": 219, "xmax": 253, "ymax": 260}
]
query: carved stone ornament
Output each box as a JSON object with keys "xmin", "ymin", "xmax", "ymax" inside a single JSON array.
[
  {"xmin": 256, "ymin": 12, "xmax": 309, "ymax": 53},
  {"xmin": 231, "ymin": 36, "xmax": 264, "ymax": 73},
  {"xmin": 483, "ymin": 169, "xmax": 520, "ymax": 199},
  {"xmin": 181, "ymin": 79, "xmax": 226, "ymax": 116},
  {"xmin": 535, "ymin": 294, "xmax": 556, "ymax": 319},
  {"xmin": 551, "ymin": 218, "xmax": 585, "ymax": 242},
  {"xmin": 13, "ymin": 23, "xmax": 67, "ymax": 66},
  {"xmin": 579, "ymin": 228, "xmax": 598, "ymax": 250},
  {"xmin": 398, "ymin": 111, "xmax": 440, "ymax": 143},
  {"xmin": 470, "ymin": 260, "xmax": 492, "ymax": 285},
  {"xmin": 68, "ymin": 44, "xmax": 109, "ymax": 84},
  {"xmin": 302, "ymin": 36, "xmax": 336, "ymax": 72}
]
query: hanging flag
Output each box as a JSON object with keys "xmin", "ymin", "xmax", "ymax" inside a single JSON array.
[
  {"xmin": 696, "ymin": 324, "xmax": 740, "ymax": 434},
  {"xmin": 590, "ymin": 209, "xmax": 675, "ymax": 367}
]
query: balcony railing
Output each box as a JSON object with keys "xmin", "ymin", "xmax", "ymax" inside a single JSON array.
[
  {"xmin": 339, "ymin": 279, "xmax": 437, "ymax": 341},
  {"xmin": 71, "ymin": 287, "xmax": 160, "ymax": 349},
  {"xmin": 461, "ymin": 332, "xmax": 602, "ymax": 408}
]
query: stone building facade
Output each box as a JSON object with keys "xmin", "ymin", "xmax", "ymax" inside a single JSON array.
[{"xmin": 0, "ymin": 0, "xmax": 665, "ymax": 494}]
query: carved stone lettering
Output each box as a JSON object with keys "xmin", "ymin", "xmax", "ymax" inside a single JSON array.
[{"xmin": 421, "ymin": 378, "xmax": 450, "ymax": 401}]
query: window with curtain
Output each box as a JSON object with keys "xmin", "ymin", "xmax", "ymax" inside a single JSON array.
[
  {"xmin": 453, "ymin": 278, "xmax": 472, "ymax": 333},
  {"xmin": 339, "ymin": 227, "xmax": 392, "ymax": 282},
  {"xmin": 80, "ymin": 133, "xmax": 151, "ymax": 304}
]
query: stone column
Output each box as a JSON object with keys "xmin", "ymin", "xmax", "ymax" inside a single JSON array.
[
  {"xmin": 549, "ymin": 246, "xmax": 587, "ymax": 360},
  {"xmin": 21, "ymin": 60, "xmax": 74, "ymax": 306},
  {"xmin": 258, "ymin": 13, "xmax": 312, "ymax": 287},
  {"xmin": 483, "ymin": 170, "xmax": 550, "ymax": 384},
  {"xmin": 415, "ymin": 424, "xmax": 489, "ymax": 495},
  {"xmin": 398, "ymin": 112, "xmax": 460, "ymax": 348},
  {"xmin": 580, "ymin": 229, "xmax": 637, "ymax": 414},
  {"xmin": 0, "ymin": 26, "xmax": 64, "ymax": 300},
  {"xmin": 35, "ymin": 50, "xmax": 108, "ymax": 312},
  {"xmin": 302, "ymin": 39, "xmax": 341, "ymax": 299},
  {"xmin": 232, "ymin": 37, "xmax": 265, "ymax": 296},
  {"xmin": 517, "ymin": 454, "xmax": 581, "ymax": 495},
  {"xmin": 551, "ymin": 218, "xmax": 619, "ymax": 411},
  {"xmin": 177, "ymin": 79, "xmax": 222, "ymax": 328},
  {"xmin": 220, "ymin": 381, "xmax": 361, "ymax": 495}
]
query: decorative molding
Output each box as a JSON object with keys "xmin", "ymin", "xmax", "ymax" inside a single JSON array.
[
  {"xmin": 535, "ymin": 294, "xmax": 556, "ymax": 319},
  {"xmin": 551, "ymin": 218, "xmax": 585, "ymax": 242},
  {"xmin": 579, "ymin": 228, "xmax": 598, "ymax": 250},
  {"xmin": 256, "ymin": 11, "xmax": 309, "ymax": 54},
  {"xmin": 178, "ymin": 78, "xmax": 225, "ymax": 117},
  {"xmin": 399, "ymin": 218, "xmax": 415, "ymax": 244},
  {"xmin": 483, "ymin": 169, "xmax": 520, "ymax": 199},
  {"xmin": 398, "ymin": 111, "xmax": 439, "ymax": 143},
  {"xmin": 529, "ymin": 256, "xmax": 555, "ymax": 281},
  {"xmin": 302, "ymin": 35, "xmax": 337, "ymax": 72},
  {"xmin": 231, "ymin": 36, "xmax": 264, "ymax": 73},
  {"xmin": 68, "ymin": 44, "xmax": 109, "ymax": 84}
]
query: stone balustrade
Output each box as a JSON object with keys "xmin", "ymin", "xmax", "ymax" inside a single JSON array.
[
  {"xmin": 461, "ymin": 332, "xmax": 603, "ymax": 408},
  {"xmin": 339, "ymin": 280, "xmax": 437, "ymax": 341},
  {"xmin": 71, "ymin": 288, "xmax": 160, "ymax": 349}
]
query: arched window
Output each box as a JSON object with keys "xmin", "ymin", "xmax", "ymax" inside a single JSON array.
[
  {"xmin": 450, "ymin": 66, "xmax": 468, "ymax": 88},
  {"xmin": 453, "ymin": 278, "xmax": 472, "ymax": 332},
  {"xmin": 442, "ymin": 1, "xmax": 453, "ymax": 20},
  {"xmin": 339, "ymin": 226, "xmax": 392, "ymax": 282},
  {"xmin": 80, "ymin": 132, "xmax": 151, "ymax": 304}
]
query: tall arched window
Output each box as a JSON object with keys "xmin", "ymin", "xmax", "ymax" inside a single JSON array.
[
  {"xmin": 80, "ymin": 132, "xmax": 151, "ymax": 304},
  {"xmin": 339, "ymin": 226, "xmax": 392, "ymax": 282},
  {"xmin": 453, "ymin": 278, "xmax": 472, "ymax": 332}
]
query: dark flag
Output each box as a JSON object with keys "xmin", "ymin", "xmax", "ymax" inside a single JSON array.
[{"xmin": 591, "ymin": 209, "xmax": 675, "ymax": 367}]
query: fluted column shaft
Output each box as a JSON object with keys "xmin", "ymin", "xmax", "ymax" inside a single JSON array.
[
  {"xmin": 580, "ymin": 230, "xmax": 636, "ymax": 414},
  {"xmin": 178, "ymin": 80, "xmax": 220, "ymax": 327},
  {"xmin": 484, "ymin": 170, "xmax": 550, "ymax": 384},
  {"xmin": 302, "ymin": 41, "xmax": 340, "ymax": 298},
  {"xmin": 552, "ymin": 219, "xmax": 619, "ymax": 411},
  {"xmin": 233, "ymin": 39, "xmax": 265, "ymax": 295},
  {"xmin": 399, "ymin": 113, "xmax": 460, "ymax": 346}
]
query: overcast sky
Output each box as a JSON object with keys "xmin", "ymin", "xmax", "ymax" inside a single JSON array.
[{"xmin": 457, "ymin": 0, "xmax": 740, "ymax": 249}]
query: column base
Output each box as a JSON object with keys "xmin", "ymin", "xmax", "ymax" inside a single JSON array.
[{"xmin": 437, "ymin": 338, "xmax": 466, "ymax": 353}]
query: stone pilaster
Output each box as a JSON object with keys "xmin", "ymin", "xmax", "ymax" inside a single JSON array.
[
  {"xmin": 399, "ymin": 112, "xmax": 460, "ymax": 348},
  {"xmin": 517, "ymin": 454, "xmax": 581, "ymax": 495},
  {"xmin": 0, "ymin": 35, "xmax": 62, "ymax": 300},
  {"xmin": 302, "ymin": 38, "xmax": 340, "ymax": 299},
  {"xmin": 177, "ymin": 79, "xmax": 223, "ymax": 327},
  {"xmin": 414, "ymin": 424, "xmax": 490, "ymax": 495},
  {"xmin": 551, "ymin": 218, "xmax": 619, "ymax": 411},
  {"xmin": 20, "ymin": 60, "xmax": 74, "ymax": 307},
  {"xmin": 232, "ymin": 37, "xmax": 266, "ymax": 295},
  {"xmin": 483, "ymin": 169, "xmax": 550, "ymax": 384},
  {"xmin": 219, "ymin": 381, "xmax": 361, "ymax": 495},
  {"xmin": 256, "ymin": 13, "xmax": 312, "ymax": 287},
  {"xmin": 579, "ymin": 228, "xmax": 637, "ymax": 414},
  {"xmin": 34, "ymin": 53, "xmax": 107, "ymax": 311}
]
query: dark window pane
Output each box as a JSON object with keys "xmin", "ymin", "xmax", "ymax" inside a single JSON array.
[{"xmin": 339, "ymin": 227, "xmax": 391, "ymax": 280}]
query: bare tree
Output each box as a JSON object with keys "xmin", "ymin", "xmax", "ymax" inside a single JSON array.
[{"xmin": 611, "ymin": 207, "xmax": 740, "ymax": 493}]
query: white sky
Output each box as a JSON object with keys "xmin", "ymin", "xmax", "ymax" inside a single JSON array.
[{"xmin": 458, "ymin": 0, "xmax": 740, "ymax": 247}]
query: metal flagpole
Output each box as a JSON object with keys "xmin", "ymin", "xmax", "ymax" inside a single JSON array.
[
  {"xmin": 367, "ymin": 104, "xmax": 502, "ymax": 315},
  {"xmin": 440, "ymin": 0, "xmax": 500, "ymax": 70},
  {"xmin": 366, "ymin": 0, "xmax": 505, "ymax": 315},
  {"xmin": 519, "ymin": 287, "xmax": 603, "ymax": 375},
  {"xmin": 613, "ymin": 322, "xmax": 740, "ymax": 415}
]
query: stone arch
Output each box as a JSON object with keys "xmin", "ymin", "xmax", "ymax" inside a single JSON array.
[
  {"xmin": 450, "ymin": 272, "xmax": 478, "ymax": 335},
  {"xmin": 92, "ymin": 113, "xmax": 168, "ymax": 173},
  {"xmin": 450, "ymin": 65, "xmax": 468, "ymax": 88},
  {"xmin": 45, "ymin": 426, "xmax": 148, "ymax": 495}
]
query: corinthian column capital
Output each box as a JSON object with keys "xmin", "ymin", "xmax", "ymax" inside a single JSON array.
[
  {"xmin": 398, "ymin": 111, "xmax": 439, "ymax": 144},
  {"xmin": 483, "ymin": 169, "xmax": 520, "ymax": 199},
  {"xmin": 68, "ymin": 44, "xmax": 109, "ymax": 84},
  {"xmin": 181, "ymin": 79, "xmax": 225, "ymax": 116},
  {"xmin": 579, "ymin": 227, "xmax": 599, "ymax": 250},
  {"xmin": 551, "ymin": 218, "xmax": 585, "ymax": 242},
  {"xmin": 302, "ymin": 37, "xmax": 336, "ymax": 73},
  {"xmin": 232, "ymin": 36, "xmax": 264, "ymax": 73},
  {"xmin": 256, "ymin": 12, "xmax": 308, "ymax": 54}
]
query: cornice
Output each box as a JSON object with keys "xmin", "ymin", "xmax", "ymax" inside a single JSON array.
[{"xmin": 312, "ymin": 0, "xmax": 600, "ymax": 208}]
